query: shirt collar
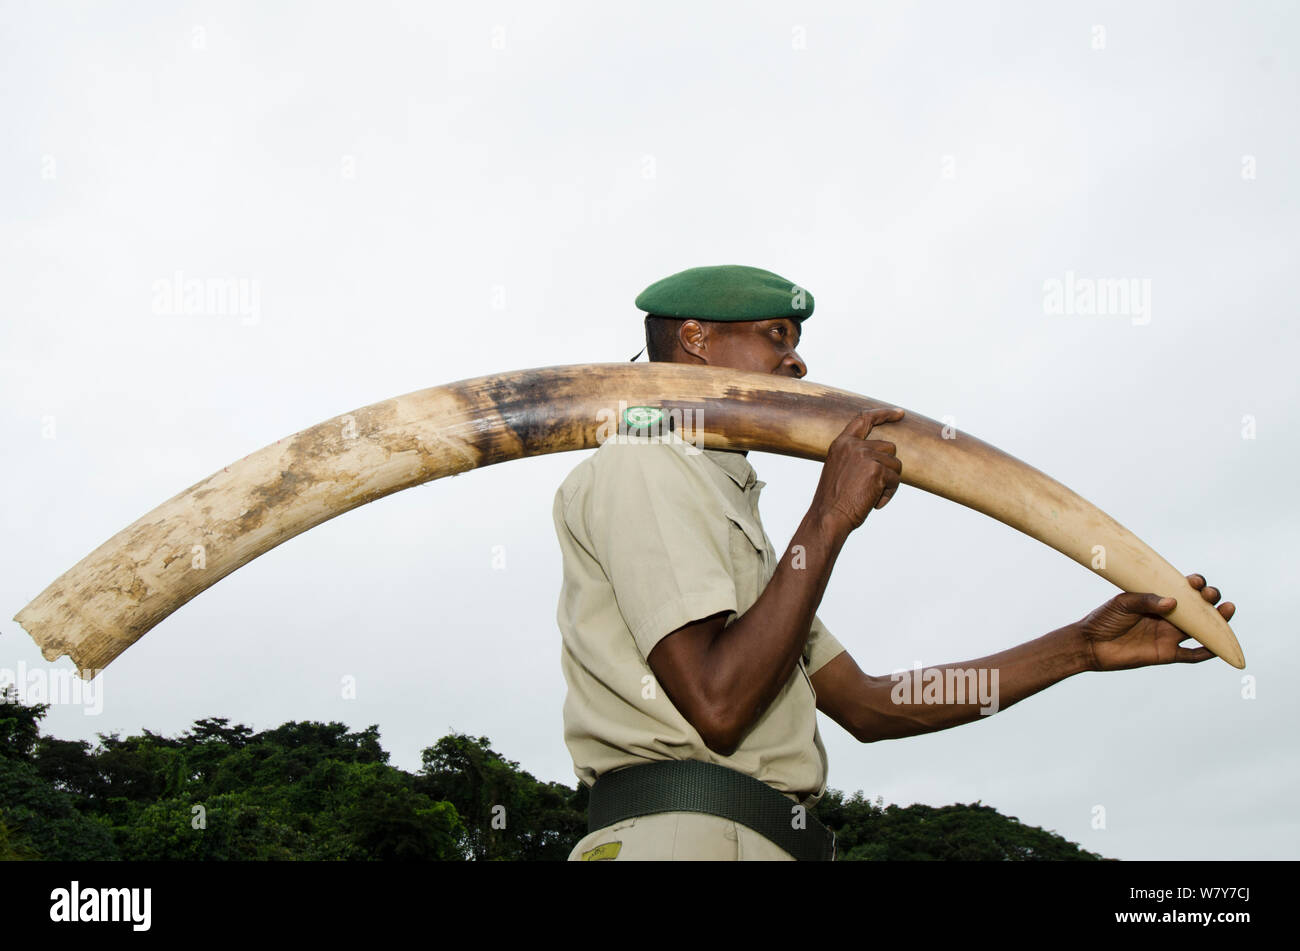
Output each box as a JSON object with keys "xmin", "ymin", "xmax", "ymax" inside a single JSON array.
[
  {"xmin": 657, "ymin": 429, "xmax": 760, "ymax": 491},
  {"xmin": 702, "ymin": 446, "xmax": 758, "ymax": 490}
]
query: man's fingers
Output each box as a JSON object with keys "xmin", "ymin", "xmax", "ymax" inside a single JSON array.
[
  {"xmin": 1184, "ymin": 572, "xmax": 1225, "ymax": 605},
  {"xmin": 847, "ymin": 408, "xmax": 904, "ymax": 440},
  {"xmin": 1117, "ymin": 592, "xmax": 1176, "ymax": 614},
  {"xmin": 1186, "ymin": 572, "xmax": 1229, "ymax": 611},
  {"xmin": 875, "ymin": 467, "xmax": 903, "ymax": 509},
  {"xmin": 833, "ymin": 409, "xmax": 905, "ymax": 514},
  {"xmin": 841, "ymin": 408, "xmax": 905, "ymax": 440},
  {"xmin": 1175, "ymin": 645, "xmax": 1215, "ymax": 664},
  {"xmin": 865, "ymin": 450, "xmax": 902, "ymax": 473}
]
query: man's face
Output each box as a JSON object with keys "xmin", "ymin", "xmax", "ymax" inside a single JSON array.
[{"xmin": 685, "ymin": 317, "xmax": 808, "ymax": 378}]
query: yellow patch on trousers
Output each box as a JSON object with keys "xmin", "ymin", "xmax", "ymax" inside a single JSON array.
[{"xmin": 581, "ymin": 841, "xmax": 622, "ymax": 861}]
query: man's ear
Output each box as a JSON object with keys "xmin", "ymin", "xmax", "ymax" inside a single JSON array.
[{"xmin": 678, "ymin": 319, "xmax": 709, "ymax": 363}]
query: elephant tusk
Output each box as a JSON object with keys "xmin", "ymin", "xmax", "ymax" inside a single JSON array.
[{"xmin": 12, "ymin": 362, "xmax": 1245, "ymax": 677}]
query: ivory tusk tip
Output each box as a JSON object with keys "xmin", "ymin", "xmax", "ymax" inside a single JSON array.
[
  {"xmin": 1208, "ymin": 630, "xmax": 1246, "ymax": 669},
  {"xmin": 1210, "ymin": 631, "xmax": 1246, "ymax": 669}
]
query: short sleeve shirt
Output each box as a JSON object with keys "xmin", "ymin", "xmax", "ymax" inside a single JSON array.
[{"xmin": 553, "ymin": 429, "xmax": 846, "ymax": 807}]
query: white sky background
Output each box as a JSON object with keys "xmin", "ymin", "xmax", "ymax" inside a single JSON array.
[{"xmin": 2, "ymin": 0, "xmax": 1296, "ymax": 860}]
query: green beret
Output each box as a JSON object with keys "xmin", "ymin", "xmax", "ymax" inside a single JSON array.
[{"xmin": 635, "ymin": 264, "xmax": 813, "ymax": 322}]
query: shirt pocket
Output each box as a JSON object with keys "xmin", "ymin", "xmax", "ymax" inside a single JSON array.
[
  {"xmin": 722, "ymin": 506, "xmax": 770, "ymax": 609},
  {"xmin": 724, "ymin": 507, "xmax": 818, "ymax": 703}
]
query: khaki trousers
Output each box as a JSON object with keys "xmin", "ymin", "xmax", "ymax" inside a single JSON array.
[{"xmin": 568, "ymin": 811, "xmax": 798, "ymax": 861}]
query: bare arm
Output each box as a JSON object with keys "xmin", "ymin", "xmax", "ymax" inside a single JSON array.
[
  {"xmin": 810, "ymin": 628, "xmax": 1090, "ymax": 743},
  {"xmin": 811, "ymin": 573, "xmax": 1235, "ymax": 743},
  {"xmin": 648, "ymin": 505, "xmax": 851, "ymax": 754}
]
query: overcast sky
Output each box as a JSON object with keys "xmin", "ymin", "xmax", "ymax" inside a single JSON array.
[{"xmin": 2, "ymin": 0, "xmax": 1296, "ymax": 861}]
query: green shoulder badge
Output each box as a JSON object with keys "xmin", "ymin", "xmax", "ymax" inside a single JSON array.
[{"xmin": 623, "ymin": 406, "xmax": 663, "ymax": 428}]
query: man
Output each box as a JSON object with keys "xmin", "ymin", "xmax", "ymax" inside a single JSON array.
[{"xmin": 553, "ymin": 264, "xmax": 1234, "ymax": 861}]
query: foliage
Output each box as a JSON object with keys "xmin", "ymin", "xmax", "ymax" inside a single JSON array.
[
  {"xmin": 416, "ymin": 733, "xmax": 587, "ymax": 860},
  {"xmin": 0, "ymin": 687, "xmax": 120, "ymax": 861},
  {"xmin": 812, "ymin": 789, "xmax": 1107, "ymax": 861},
  {"xmin": 0, "ymin": 686, "xmax": 1107, "ymax": 860},
  {"xmin": 0, "ymin": 687, "xmax": 463, "ymax": 860}
]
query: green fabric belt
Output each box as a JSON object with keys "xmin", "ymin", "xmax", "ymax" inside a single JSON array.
[{"xmin": 587, "ymin": 759, "xmax": 836, "ymax": 862}]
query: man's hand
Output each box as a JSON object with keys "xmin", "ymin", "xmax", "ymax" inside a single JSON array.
[
  {"xmin": 811, "ymin": 408, "xmax": 905, "ymax": 534},
  {"xmin": 1075, "ymin": 573, "xmax": 1236, "ymax": 671}
]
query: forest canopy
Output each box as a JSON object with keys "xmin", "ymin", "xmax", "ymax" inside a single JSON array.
[{"xmin": 0, "ymin": 687, "xmax": 1107, "ymax": 861}]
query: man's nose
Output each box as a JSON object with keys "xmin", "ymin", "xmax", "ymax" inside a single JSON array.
[{"xmin": 783, "ymin": 350, "xmax": 807, "ymax": 379}]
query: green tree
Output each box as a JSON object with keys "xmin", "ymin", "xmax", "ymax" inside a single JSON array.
[
  {"xmin": 0, "ymin": 684, "xmax": 44, "ymax": 762},
  {"xmin": 339, "ymin": 764, "xmax": 464, "ymax": 860},
  {"xmin": 416, "ymin": 733, "xmax": 585, "ymax": 860},
  {"xmin": 813, "ymin": 789, "xmax": 1106, "ymax": 860},
  {"xmin": 0, "ymin": 688, "xmax": 119, "ymax": 860}
]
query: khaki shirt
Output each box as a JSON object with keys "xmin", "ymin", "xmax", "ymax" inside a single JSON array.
[{"xmin": 553, "ymin": 429, "xmax": 846, "ymax": 808}]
